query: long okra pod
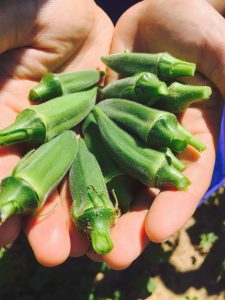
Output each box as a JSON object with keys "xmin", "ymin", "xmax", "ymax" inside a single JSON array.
[
  {"xmin": 98, "ymin": 99, "xmax": 206, "ymax": 152},
  {"xmin": 101, "ymin": 73, "xmax": 211, "ymax": 111},
  {"xmin": 69, "ymin": 139, "xmax": 119, "ymax": 255},
  {"xmin": 92, "ymin": 107, "xmax": 191, "ymax": 190},
  {"xmin": 0, "ymin": 131, "xmax": 77, "ymax": 222},
  {"xmin": 29, "ymin": 70, "xmax": 103, "ymax": 102},
  {"xmin": 82, "ymin": 113, "xmax": 136, "ymax": 212},
  {"xmin": 101, "ymin": 52, "xmax": 196, "ymax": 81},
  {"xmin": 0, "ymin": 87, "xmax": 97, "ymax": 146}
]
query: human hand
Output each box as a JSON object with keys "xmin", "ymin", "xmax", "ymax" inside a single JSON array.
[
  {"xmin": 0, "ymin": 0, "xmax": 113, "ymax": 266},
  {"xmin": 96, "ymin": 0, "xmax": 225, "ymax": 269}
]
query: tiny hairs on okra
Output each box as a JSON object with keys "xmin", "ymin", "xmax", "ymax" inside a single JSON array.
[
  {"xmin": 82, "ymin": 113, "xmax": 136, "ymax": 212},
  {"xmin": 101, "ymin": 72, "xmax": 212, "ymax": 112},
  {"xmin": 0, "ymin": 87, "xmax": 97, "ymax": 146},
  {"xmin": 92, "ymin": 106, "xmax": 191, "ymax": 190},
  {"xmin": 69, "ymin": 138, "xmax": 119, "ymax": 255},
  {"xmin": 29, "ymin": 70, "xmax": 104, "ymax": 102},
  {"xmin": 101, "ymin": 52, "xmax": 196, "ymax": 81},
  {"xmin": 98, "ymin": 99, "xmax": 206, "ymax": 152},
  {"xmin": 0, "ymin": 131, "xmax": 78, "ymax": 222}
]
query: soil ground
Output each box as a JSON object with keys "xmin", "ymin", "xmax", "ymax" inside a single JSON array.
[{"xmin": 0, "ymin": 187, "xmax": 225, "ymax": 300}]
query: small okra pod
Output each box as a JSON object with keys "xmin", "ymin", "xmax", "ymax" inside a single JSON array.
[
  {"xmin": 0, "ymin": 131, "xmax": 78, "ymax": 222},
  {"xmin": 92, "ymin": 106, "xmax": 191, "ymax": 190},
  {"xmin": 98, "ymin": 99, "xmax": 206, "ymax": 153},
  {"xmin": 155, "ymin": 82, "xmax": 212, "ymax": 113},
  {"xmin": 82, "ymin": 113, "xmax": 136, "ymax": 212},
  {"xmin": 69, "ymin": 138, "xmax": 119, "ymax": 255},
  {"xmin": 29, "ymin": 70, "xmax": 103, "ymax": 102},
  {"xmin": 101, "ymin": 73, "xmax": 211, "ymax": 112},
  {"xmin": 0, "ymin": 87, "xmax": 97, "ymax": 146},
  {"xmin": 101, "ymin": 52, "xmax": 196, "ymax": 81},
  {"xmin": 101, "ymin": 72, "xmax": 168, "ymax": 106}
]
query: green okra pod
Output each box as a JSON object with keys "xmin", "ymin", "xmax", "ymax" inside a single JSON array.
[
  {"xmin": 92, "ymin": 106, "xmax": 191, "ymax": 190},
  {"xmin": 159, "ymin": 147, "xmax": 185, "ymax": 172},
  {"xmin": 82, "ymin": 113, "xmax": 136, "ymax": 212},
  {"xmin": 101, "ymin": 73, "xmax": 211, "ymax": 112},
  {"xmin": 0, "ymin": 87, "xmax": 97, "ymax": 146},
  {"xmin": 0, "ymin": 131, "xmax": 77, "ymax": 222},
  {"xmin": 101, "ymin": 72, "xmax": 168, "ymax": 106},
  {"xmin": 101, "ymin": 52, "xmax": 196, "ymax": 81},
  {"xmin": 155, "ymin": 82, "xmax": 212, "ymax": 113},
  {"xmin": 29, "ymin": 70, "xmax": 103, "ymax": 102},
  {"xmin": 98, "ymin": 99, "xmax": 206, "ymax": 152},
  {"xmin": 69, "ymin": 138, "xmax": 119, "ymax": 255}
]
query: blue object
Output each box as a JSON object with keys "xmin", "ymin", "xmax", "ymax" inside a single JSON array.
[
  {"xmin": 97, "ymin": 0, "xmax": 225, "ymax": 202},
  {"xmin": 200, "ymin": 106, "xmax": 225, "ymax": 204}
]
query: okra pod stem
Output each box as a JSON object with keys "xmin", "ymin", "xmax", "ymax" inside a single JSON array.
[
  {"xmin": 101, "ymin": 52, "xmax": 196, "ymax": 81},
  {"xmin": 98, "ymin": 99, "xmax": 206, "ymax": 152},
  {"xmin": 92, "ymin": 107, "xmax": 191, "ymax": 190},
  {"xmin": 0, "ymin": 87, "xmax": 97, "ymax": 146},
  {"xmin": 82, "ymin": 113, "xmax": 136, "ymax": 212},
  {"xmin": 29, "ymin": 70, "xmax": 103, "ymax": 102},
  {"xmin": 0, "ymin": 131, "xmax": 78, "ymax": 222},
  {"xmin": 69, "ymin": 139, "xmax": 119, "ymax": 255}
]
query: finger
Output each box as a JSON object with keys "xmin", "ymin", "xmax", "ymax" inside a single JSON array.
[
  {"xmin": 103, "ymin": 190, "xmax": 150, "ymax": 270},
  {"xmin": 0, "ymin": 216, "xmax": 21, "ymax": 247},
  {"xmin": 86, "ymin": 250, "xmax": 103, "ymax": 263},
  {"xmin": 105, "ymin": 4, "xmax": 140, "ymax": 83},
  {"xmin": 145, "ymin": 128, "xmax": 219, "ymax": 242},
  {"xmin": 0, "ymin": 0, "xmax": 97, "ymax": 80},
  {"xmin": 25, "ymin": 189, "xmax": 71, "ymax": 267},
  {"xmin": 59, "ymin": 179, "xmax": 89, "ymax": 257},
  {"xmin": 56, "ymin": 6, "xmax": 114, "ymax": 73},
  {"xmin": 0, "ymin": 0, "xmax": 36, "ymax": 54}
]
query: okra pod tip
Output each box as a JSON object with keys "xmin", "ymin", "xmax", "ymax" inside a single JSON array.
[
  {"xmin": 0, "ymin": 176, "xmax": 39, "ymax": 223},
  {"xmin": 70, "ymin": 139, "xmax": 118, "ymax": 255},
  {"xmin": 156, "ymin": 164, "xmax": 191, "ymax": 191},
  {"xmin": 29, "ymin": 73, "xmax": 62, "ymax": 102},
  {"xmin": 77, "ymin": 207, "xmax": 115, "ymax": 255}
]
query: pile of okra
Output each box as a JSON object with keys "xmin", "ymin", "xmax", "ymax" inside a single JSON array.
[{"xmin": 0, "ymin": 51, "xmax": 212, "ymax": 255}]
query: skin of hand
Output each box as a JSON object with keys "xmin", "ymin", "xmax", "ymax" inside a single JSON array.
[
  {"xmin": 207, "ymin": 0, "xmax": 225, "ymax": 14},
  {"xmin": 1, "ymin": 0, "xmax": 224, "ymax": 271},
  {"xmin": 96, "ymin": 0, "xmax": 225, "ymax": 270},
  {"xmin": 0, "ymin": 0, "xmax": 114, "ymax": 267}
]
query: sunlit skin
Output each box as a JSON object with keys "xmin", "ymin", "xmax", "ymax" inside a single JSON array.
[{"xmin": 0, "ymin": 0, "xmax": 225, "ymax": 270}]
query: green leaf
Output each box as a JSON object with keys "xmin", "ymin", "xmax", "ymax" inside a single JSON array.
[
  {"xmin": 199, "ymin": 232, "xmax": 218, "ymax": 249},
  {"xmin": 146, "ymin": 277, "xmax": 156, "ymax": 294}
]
